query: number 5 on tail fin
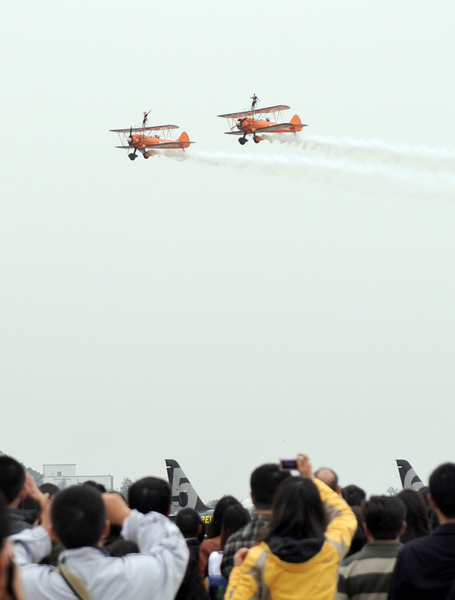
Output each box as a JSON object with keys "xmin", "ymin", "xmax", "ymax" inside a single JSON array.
[{"xmin": 165, "ymin": 459, "xmax": 213, "ymax": 518}]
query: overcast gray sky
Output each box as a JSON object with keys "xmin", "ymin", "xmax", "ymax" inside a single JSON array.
[{"xmin": 2, "ymin": 1, "xmax": 455, "ymax": 502}]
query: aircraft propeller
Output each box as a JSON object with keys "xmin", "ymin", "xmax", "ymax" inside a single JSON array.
[
  {"xmin": 127, "ymin": 126, "xmax": 133, "ymax": 145},
  {"xmin": 231, "ymin": 118, "xmax": 245, "ymax": 131}
]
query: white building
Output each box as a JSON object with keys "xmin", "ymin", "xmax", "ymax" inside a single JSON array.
[{"xmin": 42, "ymin": 464, "xmax": 114, "ymax": 491}]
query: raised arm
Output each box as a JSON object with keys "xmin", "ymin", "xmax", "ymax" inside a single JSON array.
[
  {"xmin": 314, "ymin": 479, "xmax": 356, "ymax": 560},
  {"xmin": 120, "ymin": 507, "xmax": 189, "ymax": 599},
  {"xmin": 297, "ymin": 453, "xmax": 356, "ymax": 560}
]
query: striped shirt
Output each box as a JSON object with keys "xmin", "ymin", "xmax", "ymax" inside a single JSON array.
[{"xmin": 337, "ymin": 542, "xmax": 403, "ymax": 600}]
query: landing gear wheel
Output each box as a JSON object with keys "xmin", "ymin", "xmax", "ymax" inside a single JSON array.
[
  {"xmin": 128, "ymin": 153, "xmax": 137, "ymax": 161},
  {"xmin": 143, "ymin": 153, "xmax": 149, "ymax": 159},
  {"xmin": 253, "ymin": 137, "xmax": 260, "ymax": 144},
  {"xmin": 239, "ymin": 137, "xmax": 247, "ymax": 145}
]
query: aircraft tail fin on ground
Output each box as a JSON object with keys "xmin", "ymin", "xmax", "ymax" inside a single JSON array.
[
  {"xmin": 178, "ymin": 131, "xmax": 191, "ymax": 148},
  {"xmin": 165, "ymin": 459, "xmax": 211, "ymax": 513},
  {"xmin": 396, "ymin": 459, "xmax": 425, "ymax": 490}
]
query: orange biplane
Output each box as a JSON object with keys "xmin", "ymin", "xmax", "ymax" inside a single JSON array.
[
  {"xmin": 110, "ymin": 124, "xmax": 194, "ymax": 160},
  {"xmin": 218, "ymin": 105, "xmax": 307, "ymax": 145}
]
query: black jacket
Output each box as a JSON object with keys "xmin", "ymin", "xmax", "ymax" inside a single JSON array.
[{"xmin": 389, "ymin": 523, "xmax": 455, "ymax": 600}]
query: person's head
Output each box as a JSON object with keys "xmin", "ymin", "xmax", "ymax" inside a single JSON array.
[
  {"xmin": 342, "ymin": 484, "xmax": 366, "ymax": 507},
  {"xmin": 82, "ymin": 481, "xmax": 106, "ymax": 493},
  {"xmin": 207, "ymin": 496, "xmax": 240, "ymax": 539},
  {"xmin": 315, "ymin": 467, "xmax": 340, "ymax": 493},
  {"xmin": 0, "ymin": 492, "xmax": 10, "ymax": 547},
  {"xmin": 418, "ymin": 485, "xmax": 438, "ymax": 531},
  {"xmin": 361, "ymin": 496, "xmax": 406, "ymax": 541},
  {"xmin": 418, "ymin": 485, "xmax": 431, "ymax": 507},
  {"xmin": 128, "ymin": 477, "xmax": 171, "ymax": 516},
  {"xmin": 250, "ymin": 464, "xmax": 291, "ymax": 511},
  {"xmin": 429, "ymin": 463, "xmax": 455, "ymax": 519},
  {"xmin": 0, "ymin": 456, "xmax": 26, "ymax": 505},
  {"xmin": 105, "ymin": 539, "xmax": 139, "ymax": 557},
  {"xmin": 39, "ymin": 483, "xmax": 60, "ymax": 498},
  {"xmin": 347, "ymin": 505, "xmax": 367, "ymax": 556},
  {"xmin": 266, "ymin": 476, "xmax": 325, "ymax": 540},
  {"xmin": 397, "ymin": 489, "xmax": 430, "ymax": 541},
  {"xmin": 51, "ymin": 485, "xmax": 107, "ymax": 549},
  {"xmin": 220, "ymin": 504, "xmax": 250, "ymax": 549},
  {"xmin": 176, "ymin": 507, "xmax": 201, "ymax": 539},
  {"xmin": 17, "ymin": 495, "xmax": 40, "ymax": 524}
]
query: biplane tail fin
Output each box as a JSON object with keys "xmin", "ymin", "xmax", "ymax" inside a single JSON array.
[
  {"xmin": 178, "ymin": 131, "xmax": 191, "ymax": 148},
  {"xmin": 290, "ymin": 114, "xmax": 307, "ymax": 132}
]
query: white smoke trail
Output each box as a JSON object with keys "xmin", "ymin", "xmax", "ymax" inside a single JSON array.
[
  {"xmin": 262, "ymin": 133, "xmax": 455, "ymax": 175},
  {"xmin": 172, "ymin": 148, "xmax": 455, "ymax": 194}
]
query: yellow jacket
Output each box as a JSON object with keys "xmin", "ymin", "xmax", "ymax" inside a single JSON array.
[{"xmin": 225, "ymin": 479, "xmax": 357, "ymax": 600}]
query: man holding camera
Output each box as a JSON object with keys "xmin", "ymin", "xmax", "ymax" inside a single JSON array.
[
  {"xmin": 220, "ymin": 463, "xmax": 290, "ymax": 580},
  {"xmin": 11, "ymin": 480, "xmax": 188, "ymax": 600}
]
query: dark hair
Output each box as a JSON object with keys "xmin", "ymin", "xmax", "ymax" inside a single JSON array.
[
  {"xmin": 265, "ymin": 476, "xmax": 325, "ymax": 540},
  {"xmin": 128, "ymin": 477, "xmax": 171, "ymax": 516},
  {"xmin": 82, "ymin": 480, "xmax": 107, "ymax": 493},
  {"xmin": 17, "ymin": 495, "xmax": 41, "ymax": 526},
  {"xmin": 315, "ymin": 468, "xmax": 339, "ymax": 492},
  {"xmin": 397, "ymin": 489, "xmax": 430, "ymax": 542},
  {"xmin": 207, "ymin": 496, "xmax": 240, "ymax": 539},
  {"xmin": 0, "ymin": 456, "xmax": 25, "ymax": 504},
  {"xmin": 362, "ymin": 496, "xmax": 406, "ymax": 540},
  {"xmin": 250, "ymin": 464, "xmax": 291, "ymax": 510},
  {"xmin": 430, "ymin": 463, "xmax": 455, "ymax": 518},
  {"xmin": 39, "ymin": 483, "xmax": 60, "ymax": 498},
  {"xmin": 51, "ymin": 486, "xmax": 106, "ymax": 549},
  {"xmin": 418, "ymin": 485, "xmax": 438, "ymax": 531},
  {"xmin": 342, "ymin": 484, "xmax": 366, "ymax": 507},
  {"xmin": 0, "ymin": 491, "xmax": 10, "ymax": 545},
  {"xmin": 176, "ymin": 507, "xmax": 201, "ymax": 538},
  {"xmin": 105, "ymin": 538, "xmax": 139, "ymax": 557},
  {"xmin": 346, "ymin": 505, "xmax": 367, "ymax": 556},
  {"xmin": 220, "ymin": 504, "xmax": 250, "ymax": 549},
  {"xmin": 418, "ymin": 485, "xmax": 430, "ymax": 503}
]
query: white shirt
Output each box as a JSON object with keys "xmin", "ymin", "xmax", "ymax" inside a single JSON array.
[
  {"xmin": 12, "ymin": 510, "xmax": 189, "ymax": 600},
  {"xmin": 208, "ymin": 550, "xmax": 223, "ymax": 578}
]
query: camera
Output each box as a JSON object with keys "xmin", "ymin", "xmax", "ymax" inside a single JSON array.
[{"xmin": 279, "ymin": 458, "xmax": 298, "ymax": 471}]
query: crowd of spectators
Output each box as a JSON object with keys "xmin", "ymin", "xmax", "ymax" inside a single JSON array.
[{"xmin": 1, "ymin": 452, "xmax": 455, "ymax": 600}]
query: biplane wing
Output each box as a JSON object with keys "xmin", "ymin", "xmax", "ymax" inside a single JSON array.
[
  {"xmin": 111, "ymin": 124, "xmax": 193, "ymax": 160},
  {"xmin": 255, "ymin": 122, "xmax": 308, "ymax": 133},
  {"xmin": 110, "ymin": 125, "xmax": 179, "ymax": 133},
  {"xmin": 257, "ymin": 105, "xmax": 290, "ymax": 114},
  {"xmin": 146, "ymin": 140, "xmax": 194, "ymax": 149},
  {"xmin": 218, "ymin": 105, "xmax": 291, "ymax": 119}
]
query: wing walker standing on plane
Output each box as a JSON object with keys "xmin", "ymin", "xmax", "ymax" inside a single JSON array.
[
  {"xmin": 218, "ymin": 103, "xmax": 307, "ymax": 145},
  {"xmin": 142, "ymin": 110, "xmax": 151, "ymax": 127},
  {"xmin": 110, "ymin": 98, "xmax": 307, "ymax": 159},
  {"xmin": 110, "ymin": 123, "xmax": 194, "ymax": 161}
]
